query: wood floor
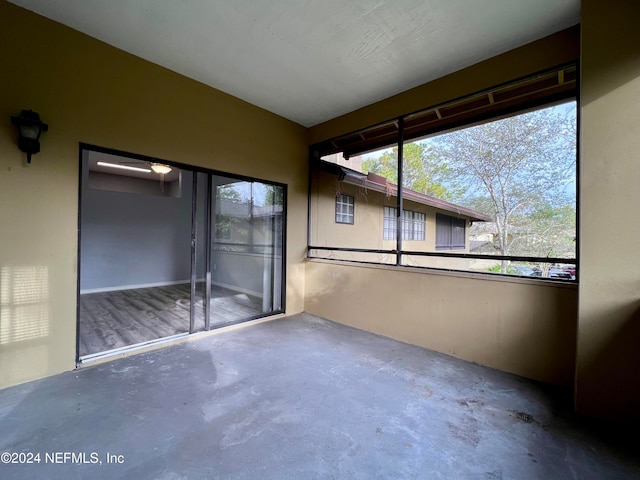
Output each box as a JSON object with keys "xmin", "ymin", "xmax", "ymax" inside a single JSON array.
[{"xmin": 79, "ymin": 283, "xmax": 264, "ymax": 357}]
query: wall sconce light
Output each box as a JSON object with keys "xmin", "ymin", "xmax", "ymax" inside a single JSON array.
[{"xmin": 11, "ymin": 109, "xmax": 49, "ymax": 163}]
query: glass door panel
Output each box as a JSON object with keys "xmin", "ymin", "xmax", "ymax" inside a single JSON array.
[
  {"xmin": 78, "ymin": 150, "xmax": 192, "ymax": 358},
  {"xmin": 79, "ymin": 150, "xmax": 287, "ymax": 361},
  {"xmin": 191, "ymin": 171, "xmax": 210, "ymax": 333},
  {"xmin": 210, "ymin": 176, "xmax": 284, "ymax": 326}
]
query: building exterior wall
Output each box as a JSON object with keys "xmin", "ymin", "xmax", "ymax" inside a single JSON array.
[
  {"xmin": 310, "ymin": 169, "xmax": 473, "ymax": 264},
  {"xmin": 578, "ymin": 0, "xmax": 640, "ymax": 419},
  {"xmin": 306, "ymin": 260, "xmax": 578, "ymax": 387},
  {"xmin": 0, "ymin": 1, "xmax": 307, "ymax": 389},
  {"xmin": 8, "ymin": 0, "xmax": 636, "ymax": 422},
  {"xmin": 306, "ymin": 28, "xmax": 580, "ymax": 386},
  {"xmin": 311, "ymin": 170, "xmax": 384, "ymax": 251}
]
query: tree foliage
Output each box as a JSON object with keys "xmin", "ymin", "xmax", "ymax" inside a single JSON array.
[
  {"xmin": 216, "ymin": 184, "xmax": 242, "ymax": 201},
  {"xmin": 362, "ymin": 142, "xmax": 457, "ymax": 200},
  {"xmin": 215, "ymin": 185, "xmax": 243, "ymax": 241},
  {"xmin": 362, "ymin": 103, "xmax": 577, "ymax": 272},
  {"xmin": 431, "ymin": 106, "xmax": 576, "ymax": 270},
  {"xmin": 264, "ymin": 185, "xmax": 284, "ymax": 206}
]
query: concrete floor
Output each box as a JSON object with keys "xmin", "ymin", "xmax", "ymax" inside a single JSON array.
[{"xmin": 0, "ymin": 313, "xmax": 637, "ymax": 479}]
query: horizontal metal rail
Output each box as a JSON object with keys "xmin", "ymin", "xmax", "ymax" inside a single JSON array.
[
  {"xmin": 307, "ymin": 245, "xmax": 577, "ymax": 265},
  {"xmin": 213, "ymin": 241, "xmax": 275, "ymax": 247}
]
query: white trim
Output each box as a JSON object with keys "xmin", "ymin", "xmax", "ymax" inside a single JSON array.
[
  {"xmin": 80, "ymin": 279, "xmax": 191, "ymax": 294},
  {"xmin": 79, "ymin": 332, "xmax": 190, "ymax": 363}
]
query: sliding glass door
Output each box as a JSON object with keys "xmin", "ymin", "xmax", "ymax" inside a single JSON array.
[
  {"xmin": 78, "ymin": 150, "xmax": 193, "ymax": 357},
  {"xmin": 78, "ymin": 146, "xmax": 285, "ymax": 360},
  {"xmin": 209, "ymin": 176, "xmax": 284, "ymax": 327}
]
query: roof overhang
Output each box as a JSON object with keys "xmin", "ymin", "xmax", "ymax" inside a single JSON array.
[{"xmin": 315, "ymin": 160, "xmax": 492, "ymax": 223}]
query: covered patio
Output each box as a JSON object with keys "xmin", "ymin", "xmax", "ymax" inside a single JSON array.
[{"xmin": 1, "ymin": 314, "xmax": 637, "ymax": 479}]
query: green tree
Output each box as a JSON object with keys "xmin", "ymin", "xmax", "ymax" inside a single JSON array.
[
  {"xmin": 429, "ymin": 104, "xmax": 576, "ymax": 272},
  {"xmin": 264, "ymin": 185, "xmax": 283, "ymax": 206},
  {"xmin": 362, "ymin": 142, "xmax": 454, "ymax": 200},
  {"xmin": 215, "ymin": 185, "xmax": 243, "ymax": 241},
  {"xmin": 510, "ymin": 203, "xmax": 576, "ymax": 258},
  {"xmin": 216, "ymin": 184, "xmax": 242, "ymax": 201}
]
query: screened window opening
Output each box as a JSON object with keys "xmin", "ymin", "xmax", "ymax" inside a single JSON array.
[
  {"xmin": 336, "ymin": 194, "xmax": 354, "ymax": 224},
  {"xmin": 308, "ymin": 68, "xmax": 577, "ymax": 281}
]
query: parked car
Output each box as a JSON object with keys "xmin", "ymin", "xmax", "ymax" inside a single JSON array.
[
  {"xmin": 548, "ymin": 268, "xmax": 573, "ymax": 280},
  {"xmin": 513, "ymin": 266, "xmax": 534, "ymax": 276}
]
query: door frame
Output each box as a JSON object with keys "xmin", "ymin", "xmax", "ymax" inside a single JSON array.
[{"xmin": 76, "ymin": 143, "xmax": 287, "ymax": 365}]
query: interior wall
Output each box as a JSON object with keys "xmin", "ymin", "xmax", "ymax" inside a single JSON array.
[
  {"xmin": 0, "ymin": 0, "xmax": 308, "ymax": 389},
  {"xmin": 577, "ymin": 0, "xmax": 640, "ymax": 419},
  {"xmin": 306, "ymin": 260, "xmax": 578, "ymax": 387},
  {"xmin": 80, "ymin": 165, "xmax": 194, "ymax": 292}
]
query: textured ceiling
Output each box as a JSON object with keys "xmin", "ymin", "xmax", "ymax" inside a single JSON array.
[{"xmin": 11, "ymin": 0, "xmax": 580, "ymax": 127}]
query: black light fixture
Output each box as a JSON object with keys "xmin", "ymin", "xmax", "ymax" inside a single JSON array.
[{"xmin": 11, "ymin": 109, "xmax": 49, "ymax": 163}]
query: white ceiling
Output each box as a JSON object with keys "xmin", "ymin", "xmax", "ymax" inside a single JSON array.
[{"xmin": 11, "ymin": 0, "xmax": 580, "ymax": 127}]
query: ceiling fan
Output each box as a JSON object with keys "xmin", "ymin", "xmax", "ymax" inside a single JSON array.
[
  {"xmin": 97, "ymin": 159, "xmax": 172, "ymax": 174},
  {"xmin": 96, "ymin": 159, "xmax": 174, "ymax": 190}
]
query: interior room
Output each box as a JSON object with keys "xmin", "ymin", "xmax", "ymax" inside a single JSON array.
[
  {"xmin": 1, "ymin": 0, "xmax": 639, "ymax": 478},
  {"xmin": 79, "ymin": 148, "xmax": 284, "ymax": 358}
]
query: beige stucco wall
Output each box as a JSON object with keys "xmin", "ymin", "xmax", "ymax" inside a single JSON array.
[
  {"xmin": 304, "ymin": 27, "xmax": 580, "ymax": 389},
  {"xmin": 306, "ymin": 260, "xmax": 578, "ymax": 386},
  {"xmin": 577, "ymin": 0, "xmax": 640, "ymax": 419},
  {"xmin": 8, "ymin": 1, "xmax": 637, "ymax": 422},
  {"xmin": 0, "ymin": 1, "xmax": 307, "ymax": 389}
]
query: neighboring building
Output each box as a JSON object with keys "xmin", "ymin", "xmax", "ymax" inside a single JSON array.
[{"xmin": 310, "ymin": 161, "xmax": 491, "ymax": 268}]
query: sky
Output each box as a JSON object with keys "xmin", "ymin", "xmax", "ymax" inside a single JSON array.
[{"xmin": 361, "ymin": 101, "xmax": 577, "ymax": 203}]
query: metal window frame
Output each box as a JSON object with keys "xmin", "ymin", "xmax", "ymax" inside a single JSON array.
[
  {"xmin": 306, "ymin": 63, "xmax": 579, "ymax": 281},
  {"xmin": 335, "ymin": 193, "xmax": 355, "ymax": 224},
  {"xmin": 383, "ymin": 206, "xmax": 397, "ymax": 240},
  {"xmin": 76, "ymin": 143, "xmax": 288, "ymax": 365}
]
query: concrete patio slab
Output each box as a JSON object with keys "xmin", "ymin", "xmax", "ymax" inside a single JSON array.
[{"xmin": 0, "ymin": 313, "xmax": 637, "ymax": 479}]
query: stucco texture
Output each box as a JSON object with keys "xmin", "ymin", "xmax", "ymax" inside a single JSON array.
[{"xmin": 0, "ymin": 0, "xmax": 307, "ymax": 388}]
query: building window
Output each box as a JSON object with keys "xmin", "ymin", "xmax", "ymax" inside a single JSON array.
[
  {"xmin": 384, "ymin": 207, "xmax": 425, "ymax": 240},
  {"xmin": 383, "ymin": 207, "xmax": 396, "ymax": 240},
  {"xmin": 404, "ymin": 210, "xmax": 426, "ymax": 241},
  {"xmin": 335, "ymin": 194, "xmax": 354, "ymax": 224},
  {"xmin": 436, "ymin": 213, "xmax": 466, "ymax": 250}
]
